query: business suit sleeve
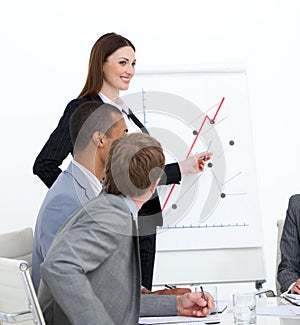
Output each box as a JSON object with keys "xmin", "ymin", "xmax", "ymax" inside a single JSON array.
[
  {"xmin": 32, "ymin": 100, "xmax": 78, "ymax": 188},
  {"xmin": 40, "ymin": 217, "xmax": 124, "ymax": 325},
  {"xmin": 277, "ymin": 195, "xmax": 300, "ymax": 292},
  {"xmin": 140, "ymin": 294, "xmax": 177, "ymax": 317},
  {"xmin": 39, "ymin": 194, "xmax": 81, "ymax": 258},
  {"xmin": 161, "ymin": 163, "xmax": 181, "ymax": 186},
  {"xmin": 32, "ymin": 193, "xmax": 81, "ymax": 292},
  {"xmin": 33, "ymin": 97, "xmax": 99, "ymax": 188}
]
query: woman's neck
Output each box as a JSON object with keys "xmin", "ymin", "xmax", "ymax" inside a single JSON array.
[{"xmin": 100, "ymin": 86, "xmax": 119, "ymax": 101}]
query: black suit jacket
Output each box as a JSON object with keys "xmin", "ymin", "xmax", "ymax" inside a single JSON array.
[
  {"xmin": 33, "ymin": 95, "xmax": 181, "ymax": 289},
  {"xmin": 277, "ymin": 195, "xmax": 300, "ymax": 293}
]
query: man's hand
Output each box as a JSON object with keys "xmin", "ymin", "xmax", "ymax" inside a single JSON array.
[
  {"xmin": 178, "ymin": 152, "xmax": 212, "ymax": 175},
  {"xmin": 176, "ymin": 292, "xmax": 215, "ymax": 317},
  {"xmin": 291, "ymin": 279, "xmax": 300, "ymax": 294}
]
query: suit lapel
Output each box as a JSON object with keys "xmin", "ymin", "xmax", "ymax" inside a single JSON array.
[
  {"xmin": 65, "ymin": 162, "xmax": 97, "ymax": 200},
  {"xmin": 127, "ymin": 108, "xmax": 149, "ymax": 134},
  {"xmin": 132, "ymin": 217, "xmax": 142, "ymax": 284}
]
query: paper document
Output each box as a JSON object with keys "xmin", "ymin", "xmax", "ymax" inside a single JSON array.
[
  {"xmin": 256, "ymin": 305, "xmax": 300, "ymax": 316},
  {"xmin": 216, "ymin": 301, "xmax": 227, "ymax": 313},
  {"xmin": 282, "ymin": 293, "xmax": 300, "ymax": 306},
  {"xmin": 139, "ymin": 315, "xmax": 220, "ymax": 324}
]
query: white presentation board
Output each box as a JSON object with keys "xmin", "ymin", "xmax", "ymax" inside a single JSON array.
[{"xmin": 122, "ymin": 65, "xmax": 265, "ymax": 285}]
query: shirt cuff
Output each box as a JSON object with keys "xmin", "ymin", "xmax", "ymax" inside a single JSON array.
[{"xmin": 281, "ymin": 282, "xmax": 296, "ymax": 296}]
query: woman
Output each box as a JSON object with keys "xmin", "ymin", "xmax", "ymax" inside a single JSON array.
[{"xmin": 33, "ymin": 32, "xmax": 210, "ymax": 290}]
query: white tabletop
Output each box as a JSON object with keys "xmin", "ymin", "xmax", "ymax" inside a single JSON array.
[
  {"xmin": 220, "ymin": 313, "xmax": 299, "ymax": 325},
  {"xmin": 221, "ymin": 297, "xmax": 300, "ymax": 324},
  {"xmin": 139, "ymin": 297, "xmax": 300, "ymax": 325}
]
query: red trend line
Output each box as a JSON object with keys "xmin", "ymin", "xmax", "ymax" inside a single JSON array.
[{"xmin": 161, "ymin": 97, "xmax": 225, "ymax": 212}]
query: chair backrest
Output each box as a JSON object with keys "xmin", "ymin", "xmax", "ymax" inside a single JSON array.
[
  {"xmin": 0, "ymin": 257, "xmax": 45, "ymax": 325},
  {"xmin": 0, "ymin": 228, "xmax": 33, "ymax": 274},
  {"xmin": 276, "ymin": 219, "xmax": 284, "ymax": 296}
]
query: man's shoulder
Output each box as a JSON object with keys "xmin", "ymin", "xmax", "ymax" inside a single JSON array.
[
  {"xmin": 87, "ymin": 193, "xmax": 127, "ymax": 211},
  {"xmin": 47, "ymin": 168, "xmax": 78, "ymax": 197},
  {"xmin": 49, "ymin": 162, "xmax": 90, "ymax": 195},
  {"xmin": 289, "ymin": 194, "xmax": 300, "ymax": 209},
  {"xmin": 290, "ymin": 194, "xmax": 300, "ymax": 201},
  {"xmin": 84, "ymin": 193, "xmax": 132, "ymax": 226},
  {"xmin": 37, "ymin": 170, "xmax": 83, "ymax": 223}
]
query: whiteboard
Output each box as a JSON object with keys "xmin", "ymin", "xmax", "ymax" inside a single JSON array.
[{"xmin": 122, "ymin": 65, "xmax": 266, "ymax": 285}]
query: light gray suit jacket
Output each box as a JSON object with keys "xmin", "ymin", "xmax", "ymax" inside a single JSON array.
[
  {"xmin": 32, "ymin": 161, "xmax": 97, "ymax": 292},
  {"xmin": 38, "ymin": 193, "xmax": 177, "ymax": 325},
  {"xmin": 278, "ymin": 194, "xmax": 300, "ymax": 293}
]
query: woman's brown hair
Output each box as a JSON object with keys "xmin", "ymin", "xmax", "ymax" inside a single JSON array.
[{"xmin": 78, "ymin": 33, "xmax": 135, "ymax": 98}]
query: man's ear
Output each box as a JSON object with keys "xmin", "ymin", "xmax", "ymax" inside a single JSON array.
[
  {"xmin": 92, "ymin": 131, "xmax": 105, "ymax": 147},
  {"xmin": 149, "ymin": 178, "xmax": 161, "ymax": 195}
]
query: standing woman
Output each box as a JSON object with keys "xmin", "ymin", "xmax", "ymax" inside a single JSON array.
[{"xmin": 33, "ymin": 32, "xmax": 210, "ymax": 290}]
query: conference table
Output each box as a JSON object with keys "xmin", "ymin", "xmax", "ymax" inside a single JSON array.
[
  {"xmin": 220, "ymin": 312, "xmax": 299, "ymax": 325},
  {"xmin": 139, "ymin": 297, "xmax": 300, "ymax": 324}
]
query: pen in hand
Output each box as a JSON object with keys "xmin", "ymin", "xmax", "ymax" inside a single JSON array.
[
  {"xmin": 200, "ymin": 286, "xmax": 211, "ymax": 315},
  {"xmin": 200, "ymin": 286, "xmax": 207, "ymax": 302}
]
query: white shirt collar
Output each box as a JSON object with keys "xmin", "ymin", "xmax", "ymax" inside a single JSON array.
[
  {"xmin": 72, "ymin": 160, "xmax": 102, "ymax": 196},
  {"xmin": 122, "ymin": 195, "xmax": 139, "ymax": 223},
  {"xmin": 98, "ymin": 92, "xmax": 141, "ymax": 133},
  {"xmin": 98, "ymin": 92, "xmax": 129, "ymax": 114},
  {"xmin": 98, "ymin": 92, "xmax": 112, "ymax": 105}
]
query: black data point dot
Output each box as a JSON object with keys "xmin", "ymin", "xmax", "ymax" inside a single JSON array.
[
  {"xmin": 210, "ymin": 119, "xmax": 215, "ymax": 125},
  {"xmin": 229, "ymin": 140, "xmax": 235, "ymax": 146},
  {"xmin": 208, "ymin": 162, "xmax": 213, "ymax": 168},
  {"xmin": 172, "ymin": 204, "xmax": 177, "ymax": 209},
  {"xmin": 193, "ymin": 130, "xmax": 198, "ymax": 135},
  {"xmin": 220, "ymin": 193, "xmax": 226, "ymax": 198}
]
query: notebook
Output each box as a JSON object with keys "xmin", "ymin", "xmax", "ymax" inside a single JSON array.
[
  {"xmin": 282, "ymin": 293, "xmax": 300, "ymax": 306},
  {"xmin": 139, "ymin": 315, "xmax": 220, "ymax": 324}
]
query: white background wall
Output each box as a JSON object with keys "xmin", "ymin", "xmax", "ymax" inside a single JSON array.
[{"xmin": 1, "ymin": 0, "xmax": 300, "ymax": 296}]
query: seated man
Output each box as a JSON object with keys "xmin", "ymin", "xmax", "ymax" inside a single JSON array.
[
  {"xmin": 278, "ymin": 194, "xmax": 300, "ymax": 293},
  {"xmin": 32, "ymin": 100, "xmax": 210, "ymax": 293},
  {"xmin": 38, "ymin": 133, "xmax": 214, "ymax": 325},
  {"xmin": 32, "ymin": 102, "xmax": 128, "ymax": 292}
]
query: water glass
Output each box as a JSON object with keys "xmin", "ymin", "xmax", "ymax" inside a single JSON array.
[{"xmin": 233, "ymin": 292, "xmax": 256, "ymax": 324}]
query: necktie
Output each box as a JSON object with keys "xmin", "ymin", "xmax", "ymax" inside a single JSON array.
[
  {"xmin": 123, "ymin": 108, "xmax": 149, "ymax": 135},
  {"xmin": 115, "ymin": 96, "xmax": 148, "ymax": 134}
]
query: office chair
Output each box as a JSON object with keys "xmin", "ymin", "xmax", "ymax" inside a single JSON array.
[
  {"xmin": 276, "ymin": 219, "xmax": 284, "ymax": 296},
  {"xmin": 0, "ymin": 257, "xmax": 45, "ymax": 325},
  {"xmin": 0, "ymin": 228, "xmax": 33, "ymax": 274},
  {"xmin": 255, "ymin": 220, "xmax": 285, "ymax": 299}
]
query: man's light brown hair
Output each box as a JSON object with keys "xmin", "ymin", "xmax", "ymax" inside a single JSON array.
[{"xmin": 103, "ymin": 133, "xmax": 165, "ymax": 197}]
